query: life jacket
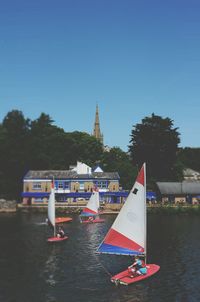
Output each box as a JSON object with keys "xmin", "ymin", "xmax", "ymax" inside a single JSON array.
[{"xmin": 136, "ymin": 259, "xmax": 145, "ymax": 269}]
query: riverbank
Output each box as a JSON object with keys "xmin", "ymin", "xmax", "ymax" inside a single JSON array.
[
  {"xmin": 0, "ymin": 199, "xmax": 17, "ymax": 213},
  {"xmin": 15, "ymin": 203, "xmax": 200, "ymax": 215},
  {"xmin": 0, "ymin": 199, "xmax": 199, "ymax": 214}
]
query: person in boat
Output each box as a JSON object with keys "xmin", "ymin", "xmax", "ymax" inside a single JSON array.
[
  {"xmin": 128, "ymin": 256, "xmax": 147, "ymax": 277},
  {"xmin": 57, "ymin": 226, "xmax": 65, "ymax": 238}
]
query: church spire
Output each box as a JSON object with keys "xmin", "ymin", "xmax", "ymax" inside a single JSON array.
[{"xmin": 93, "ymin": 105, "xmax": 103, "ymax": 144}]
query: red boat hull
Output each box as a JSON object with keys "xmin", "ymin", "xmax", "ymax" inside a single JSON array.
[
  {"xmin": 55, "ymin": 217, "xmax": 72, "ymax": 224},
  {"xmin": 47, "ymin": 236, "xmax": 68, "ymax": 242},
  {"xmin": 111, "ymin": 264, "xmax": 160, "ymax": 285},
  {"xmin": 82, "ymin": 218, "xmax": 105, "ymax": 224}
]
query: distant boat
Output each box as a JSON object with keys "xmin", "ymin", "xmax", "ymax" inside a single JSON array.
[
  {"xmin": 79, "ymin": 190, "xmax": 105, "ymax": 224},
  {"xmin": 47, "ymin": 182, "xmax": 68, "ymax": 242},
  {"xmin": 55, "ymin": 217, "xmax": 72, "ymax": 224},
  {"xmin": 97, "ymin": 163, "xmax": 160, "ymax": 285}
]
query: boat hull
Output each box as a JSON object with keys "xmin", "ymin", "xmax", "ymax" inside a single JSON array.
[
  {"xmin": 55, "ymin": 217, "xmax": 72, "ymax": 224},
  {"xmin": 47, "ymin": 236, "xmax": 68, "ymax": 242},
  {"xmin": 81, "ymin": 218, "xmax": 105, "ymax": 224},
  {"xmin": 111, "ymin": 264, "xmax": 160, "ymax": 285}
]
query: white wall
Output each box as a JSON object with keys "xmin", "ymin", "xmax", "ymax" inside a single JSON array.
[{"xmin": 72, "ymin": 161, "xmax": 92, "ymax": 174}]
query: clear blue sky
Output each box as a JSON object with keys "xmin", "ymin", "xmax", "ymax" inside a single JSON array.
[{"xmin": 1, "ymin": 0, "xmax": 200, "ymax": 151}]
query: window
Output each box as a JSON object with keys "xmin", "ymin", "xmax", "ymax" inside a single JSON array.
[
  {"xmin": 32, "ymin": 182, "xmax": 41, "ymax": 190},
  {"xmin": 64, "ymin": 182, "xmax": 69, "ymax": 189},
  {"xmin": 97, "ymin": 181, "xmax": 107, "ymax": 189},
  {"xmin": 58, "ymin": 182, "xmax": 63, "ymax": 189},
  {"xmin": 34, "ymin": 198, "xmax": 43, "ymax": 202},
  {"xmin": 79, "ymin": 182, "xmax": 84, "ymax": 190}
]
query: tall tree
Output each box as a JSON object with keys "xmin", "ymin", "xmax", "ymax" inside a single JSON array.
[
  {"xmin": 28, "ymin": 113, "xmax": 66, "ymax": 169},
  {"xmin": 129, "ymin": 113, "xmax": 181, "ymax": 181},
  {"xmin": 0, "ymin": 110, "xmax": 30, "ymax": 198}
]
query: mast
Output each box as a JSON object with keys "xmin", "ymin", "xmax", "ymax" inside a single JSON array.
[
  {"xmin": 48, "ymin": 176, "xmax": 56, "ymax": 237},
  {"xmin": 53, "ymin": 176, "xmax": 56, "ymax": 237},
  {"xmin": 144, "ymin": 163, "xmax": 147, "ymax": 263}
]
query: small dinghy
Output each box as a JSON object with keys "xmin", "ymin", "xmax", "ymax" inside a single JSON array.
[
  {"xmin": 47, "ymin": 181, "xmax": 68, "ymax": 243},
  {"xmin": 79, "ymin": 190, "xmax": 105, "ymax": 224}
]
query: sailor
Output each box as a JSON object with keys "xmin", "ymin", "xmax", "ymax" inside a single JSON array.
[
  {"xmin": 57, "ymin": 226, "xmax": 65, "ymax": 238},
  {"xmin": 128, "ymin": 256, "xmax": 147, "ymax": 277}
]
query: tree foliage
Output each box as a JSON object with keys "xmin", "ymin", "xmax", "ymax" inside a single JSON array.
[
  {"xmin": 177, "ymin": 147, "xmax": 200, "ymax": 172},
  {"xmin": 129, "ymin": 113, "xmax": 181, "ymax": 181},
  {"xmin": 64, "ymin": 131, "xmax": 103, "ymax": 168},
  {"xmin": 0, "ymin": 110, "xmax": 106, "ymax": 199},
  {"xmin": 0, "ymin": 109, "xmax": 196, "ymax": 199},
  {"xmin": 0, "ymin": 110, "xmax": 30, "ymax": 198},
  {"xmin": 101, "ymin": 147, "xmax": 138, "ymax": 190}
]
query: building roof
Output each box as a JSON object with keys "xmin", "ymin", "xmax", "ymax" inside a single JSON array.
[
  {"xmin": 24, "ymin": 170, "xmax": 119, "ymax": 180},
  {"xmin": 92, "ymin": 164, "xmax": 104, "ymax": 173},
  {"xmin": 183, "ymin": 168, "xmax": 200, "ymax": 176},
  {"xmin": 156, "ymin": 181, "xmax": 200, "ymax": 195},
  {"xmin": 183, "ymin": 168, "xmax": 200, "ymax": 180}
]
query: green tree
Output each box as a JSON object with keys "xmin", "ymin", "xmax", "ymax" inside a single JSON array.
[
  {"xmin": 64, "ymin": 131, "xmax": 103, "ymax": 167},
  {"xmin": 0, "ymin": 110, "xmax": 30, "ymax": 198},
  {"xmin": 177, "ymin": 147, "xmax": 200, "ymax": 172},
  {"xmin": 101, "ymin": 147, "xmax": 137, "ymax": 190},
  {"xmin": 28, "ymin": 116, "xmax": 104, "ymax": 170},
  {"xmin": 129, "ymin": 113, "xmax": 181, "ymax": 181},
  {"xmin": 28, "ymin": 113, "xmax": 68, "ymax": 169}
]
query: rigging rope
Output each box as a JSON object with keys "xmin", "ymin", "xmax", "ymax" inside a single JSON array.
[{"xmin": 94, "ymin": 254, "xmax": 112, "ymax": 277}]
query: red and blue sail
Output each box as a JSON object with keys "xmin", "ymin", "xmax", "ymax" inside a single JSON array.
[
  {"xmin": 80, "ymin": 191, "xmax": 100, "ymax": 217},
  {"xmin": 97, "ymin": 164, "xmax": 146, "ymax": 256}
]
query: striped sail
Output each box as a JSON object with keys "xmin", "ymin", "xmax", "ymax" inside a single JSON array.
[
  {"xmin": 80, "ymin": 191, "xmax": 100, "ymax": 216},
  {"xmin": 48, "ymin": 182, "xmax": 56, "ymax": 229},
  {"xmin": 97, "ymin": 164, "xmax": 146, "ymax": 256}
]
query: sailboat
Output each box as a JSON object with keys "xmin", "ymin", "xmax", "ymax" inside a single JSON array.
[
  {"xmin": 97, "ymin": 163, "xmax": 160, "ymax": 285},
  {"xmin": 47, "ymin": 182, "xmax": 68, "ymax": 242},
  {"xmin": 46, "ymin": 180, "xmax": 72, "ymax": 225},
  {"xmin": 79, "ymin": 190, "xmax": 105, "ymax": 224}
]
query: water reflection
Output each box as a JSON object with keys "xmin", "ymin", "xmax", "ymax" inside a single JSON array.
[{"xmin": 43, "ymin": 247, "xmax": 59, "ymax": 286}]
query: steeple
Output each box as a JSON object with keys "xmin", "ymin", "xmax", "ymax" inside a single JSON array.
[{"xmin": 93, "ymin": 105, "xmax": 103, "ymax": 144}]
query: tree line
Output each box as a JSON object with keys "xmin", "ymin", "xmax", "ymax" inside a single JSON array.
[{"xmin": 0, "ymin": 110, "xmax": 199, "ymax": 199}]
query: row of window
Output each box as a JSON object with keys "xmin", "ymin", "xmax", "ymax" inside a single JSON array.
[{"xmin": 32, "ymin": 181, "xmax": 112, "ymax": 190}]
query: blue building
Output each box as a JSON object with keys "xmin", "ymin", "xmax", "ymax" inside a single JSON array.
[{"xmin": 22, "ymin": 162, "xmax": 128, "ymax": 204}]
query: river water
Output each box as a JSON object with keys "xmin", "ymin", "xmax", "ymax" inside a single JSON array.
[{"xmin": 0, "ymin": 212, "xmax": 199, "ymax": 302}]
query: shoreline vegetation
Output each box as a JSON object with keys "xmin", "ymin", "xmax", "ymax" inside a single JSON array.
[{"xmin": 1, "ymin": 201, "xmax": 199, "ymax": 215}]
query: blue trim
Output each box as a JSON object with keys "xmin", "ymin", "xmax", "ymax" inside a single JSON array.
[
  {"xmin": 80, "ymin": 212, "xmax": 96, "ymax": 217},
  {"xmin": 21, "ymin": 190, "xmax": 156, "ymax": 200},
  {"xmin": 97, "ymin": 243, "xmax": 143, "ymax": 256},
  {"xmin": 22, "ymin": 192, "xmax": 50, "ymax": 197},
  {"xmin": 146, "ymin": 192, "xmax": 156, "ymax": 199}
]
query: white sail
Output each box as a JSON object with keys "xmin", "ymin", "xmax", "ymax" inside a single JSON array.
[
  {"xmin": 97, "ymin": 163, "xmax": 146, "ymax": 255},
  {"xmin": 81, "ymin": 191, "xmax": 100, "ymax": 216},
  {"xmin": 48, "ymin": 182, "xmax": 55, "ymax": 229}
]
